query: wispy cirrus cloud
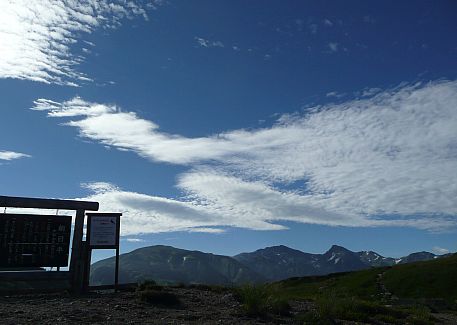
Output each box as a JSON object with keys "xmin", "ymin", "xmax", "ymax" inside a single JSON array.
[
  {"xmin": 0, "ymin": 0, "xmax": 160, "ymax": 85},
  {"xmin": 328, "ymin": 42, "xmax": 339, "ymax": 52},
  {"xmin": 79, "ymin": 173, "xmax": 456, "ymax": 236},
  {"xmin": 79, "ymin": 182, "xmax": 237, "ymax": 235},
  {"xmin": 0, "ymin": 150, "xmax": 30, "ymax": 161},
  {"xmin": 34, "ymin": 80, "xmax": 457, "ymax": 232},
  {"xmin": 194, "ymin": 37, "xmax": 224, "ymax": 48},
  {"xmin": 323, "ymin": 19, "xmax": 333, "ymax": 27}
]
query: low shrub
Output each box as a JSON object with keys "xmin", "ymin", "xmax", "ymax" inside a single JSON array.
[
  {"xmin": 173, "ymin": 282, "xmax": 186, "ymax": 288},
  {"xmin": 187, "ymin": 283, "xmax": 230, "ymax": 293},
  {"xmin": 405, "ymin": 305, "xmax": 435, "ymax": 325},
  {"xmin": 137, "ymin": 280, "xmax": 163, "ymax": 292},
  {"xmin": 234, "ymin": 284, "xmax": 290, "ymax": 317},
  {"xmin": 296, "ymin": 311, "xmax": 333, "ymax": 325},
  {"xmin": 137, "ymin": 289, "xmax": 181, "ymax": 307},
  {"xmin": 313, "ymin": 295, "xmax": 406, "ymax": 323}
]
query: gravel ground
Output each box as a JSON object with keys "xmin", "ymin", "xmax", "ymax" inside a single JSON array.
[
  {"xmin": 2, "ymin": 288, "xmax": 455, "ymax": 324},
  {"xmin": 0, "ymin": 288, "xmax": 304, "ymax": 324}
]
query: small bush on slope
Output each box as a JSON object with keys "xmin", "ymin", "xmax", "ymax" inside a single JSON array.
[
  {"xmin": 137, "ymin": 280, "xmax": 181, "ymax": 307},
  {"xmin": 234, "ymin": 284, "xmax": 290, "ymax": 317},
  {"xmin": 137, "ymin": 279, "xmax": 163, "ymax": 291},
  {"xmin": 137, "ymin": 289, "xmax": 181, "ymax": 307}
]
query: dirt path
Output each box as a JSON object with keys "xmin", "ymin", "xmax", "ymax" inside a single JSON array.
[{"xmin": 376, "ymin": 271, "xmax": 394, "ymax": 303}]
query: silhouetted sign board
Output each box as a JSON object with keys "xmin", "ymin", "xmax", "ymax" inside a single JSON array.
[
  {"xmin": 84, "ymin": 213, "xmax": 121, "ymax": 291},
  {"xmin": 0, "ymin": 214, "xmax": 71, "ymax": 267},
  {"xmin": 87, "ymin": 213, "xmax": 120, "ymax": 249}
]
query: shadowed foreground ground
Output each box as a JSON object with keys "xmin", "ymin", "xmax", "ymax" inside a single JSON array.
[
  {"xmin": 1, "ymin": 286, "xmax": 457, "ymax": 324},
  {"xmin": 0, "ymin": 288, "xmax": 300, "ymax": 325}
]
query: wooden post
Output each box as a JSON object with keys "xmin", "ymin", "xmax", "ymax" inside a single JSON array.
[
  {"xmin": 115, "ymin": 246, "xmax": 120, "ymax": 292},
  {"xmin": 115, "ymin": 213, "xmax": 120, "ymax": 292},
  {"xmin": 83, "ymin": 243, "xmax": 92, "ymax": 292},
  {"xmin": 69, "ymin": 209, "xmax": 86, "ymax": 293}
]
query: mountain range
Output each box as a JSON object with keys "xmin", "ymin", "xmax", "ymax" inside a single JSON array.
[{"xmin": 90, "ymin": 244, "xmax": 451, "ymax": 286}]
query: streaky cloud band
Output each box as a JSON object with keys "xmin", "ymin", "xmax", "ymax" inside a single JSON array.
[{"xmin": 33, "ymin": 80, "xmax": 457, "ymax": 232}]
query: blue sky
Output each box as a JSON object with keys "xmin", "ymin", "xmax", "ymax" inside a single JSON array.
[{"xmin": 1, "ymin": 0, "xmax": 457, "ymax": 261}]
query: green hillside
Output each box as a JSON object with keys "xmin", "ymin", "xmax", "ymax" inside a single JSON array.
[
  {"xmin": 383, "ymin": 253, "xmax": 457, "ymax": 301},
  {"xmin": 272, "ymin": 253, "xmax": 457, "ymax": 303},
  {"xmin": 254, "ymin": 254, "xmax": 457, "ymax": 323}
]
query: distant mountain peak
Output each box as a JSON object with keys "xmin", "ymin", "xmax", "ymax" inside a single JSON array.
[
  {"xmin": 265, "ymin": 244, "xmax": 289, "ymax": 250},
  {"xmin": 262, "ymin": 244, "xmax": 289, "ymax": 249},
  {"xmin": 242, "ymin": 245, "xmax": 307, "ymax": 257},
  {"xmin": 325, "ymin": 245, "xmax": 352, "ymax": 254}
]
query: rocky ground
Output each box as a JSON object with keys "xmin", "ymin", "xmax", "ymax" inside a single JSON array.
[
  {"xmin": 0, "ymin": 287, "xmax": 307, "ymax": 325},
  {"xmin": 1, "ymin": 287, "xmax": 456, "ymax": 324}
]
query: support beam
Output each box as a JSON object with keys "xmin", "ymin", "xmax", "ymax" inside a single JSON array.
[
  {"xmin": 0, "ymin": 196, "xmax": 99, "ymax": 211},
  {"xmin": 69, "ymin": 209, "xmax": 86, "ymax": 293}
]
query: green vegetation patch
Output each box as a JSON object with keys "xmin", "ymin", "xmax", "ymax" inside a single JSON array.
[
  {"xmin": 137, "ymin": 279, "xmax": 163, "ymax": 291},
  {"xmin": 298, "ymin": 296, "xmax": 402, "ymax": 324},
  {"xmin": 136, "ymin": 280, "xmax": 181, "ymax": 307},
  {"xmin": 383, "ymin": 254, "xmax": 457, "ymax": 303},
  {"xmin": 272, "ymin": 268, "xmax": 382, "ymax": 301},
  {"xmin": 137, "ymin": 289, "xmax": 181, "ymax": 307},
  {"xmin": 297, "ymin": 295, "xmax": 436, "ymax": 324},
  {"xmin": 266, "ymin": 255, "xmax": 457, "ymax": 323},
  {"xmin": 234, "ymin": 284, "xmax": 291, "ymax": 317}
]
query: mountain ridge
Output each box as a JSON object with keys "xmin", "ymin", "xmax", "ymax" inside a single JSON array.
[{"xmin": 90, "ymin": 244, "xmax": 451, "ymax": 285}]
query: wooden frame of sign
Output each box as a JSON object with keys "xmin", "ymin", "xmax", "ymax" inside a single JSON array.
[
  {"xmin": 85, "ymin": 212, "xmax": 121, "ymax": 291},
  {"xmin": 0, "ymin": 195, "xmax": 99, "ymax": 294}
]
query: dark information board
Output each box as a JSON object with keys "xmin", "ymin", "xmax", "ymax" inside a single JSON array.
[{"xmin": 0, "ymin": 214, "xmax": 71, "ymax": 267}]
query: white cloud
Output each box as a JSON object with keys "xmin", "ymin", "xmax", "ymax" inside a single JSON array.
[
  {"xmin": 360, "ymin": 87, "xmax": 382, "ymax": 97},
  {"xmin": 0, "ymin": 150, "xmax": 30, "ymax": 161},
  {"xmin": 323, "ymin": 19, "xmax": 333, "ymax": 27},
  {"xmin": 187, "ymin": 228, "xmax": 225, "ymax": 234},
  {"xmin": 35, "ymin": 80, "xmax": 457, "ymax": 232},
  {"xmin": 363, "ymin": 15, "xmax": 376, "ymax": 24},
  {"xmin": 308, "ymin": 24, "xmax": 318, "ymax": 34},
  {"xmin": 79, "ymin": 181, "xmax": 282, "ymax": 235},
  {"xmin": 326, "ymin": 91, "xmax": 346, "ymax": 99},
  {"xmin": 195, "ymin": 37, "xmax": 224, "ymax": 48},
  {"xmin": 294, "ymin": 19, "xmax": 304, "ymax": 32},
  {"xmin": 0, "ymin": 0, "xmax": 157, "ymax": 85},
  {"xmin": 78, "ymin": 175, "xmax": 456, "ymax": 236},
  {"xmin": 124, "ymin": 238, "xmax": 145, "ymax": 243},
  {"xmin": 328, "ymin": 42, "xmax": 339, "ymax": 52},
  {"xmin": 432, "ymin": 246, "xmax": 450, "ymax": 255}
]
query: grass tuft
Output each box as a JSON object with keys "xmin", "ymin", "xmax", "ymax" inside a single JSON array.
[
  {"xmin": 234, "ymin": 284, "xmax": 290, "ymax": 317},
  {"xmin": 137, "ymin": 289, "xmax": 181, "ymax": 307},
  {"xmin": 137, "ymin": 280, "xmax": 163, "ymax": 292},
  {"xmin": 136, "ymin": 280, "xmax": 181, "ymax": 307}
]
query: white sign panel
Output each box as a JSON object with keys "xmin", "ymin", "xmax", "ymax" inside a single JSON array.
[{"xmin": 89, "ymin": 216, "xmax": 117, "ymax": 246}]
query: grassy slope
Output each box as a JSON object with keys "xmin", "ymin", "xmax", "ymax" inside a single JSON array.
[
  {"xmin": 246, "ymin": 254, "xmax": 457, "ymax": 323},
  {"xmin": 271, "ymin": 253, "xmax": 457, "ymax": 303},
  {"xmin": 383, "ymin": 253, "xmax": 457, "ymax": 301},
  {"xmin": 272, "ymin": 268, "xmax": 382, "ymax": 301}
]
